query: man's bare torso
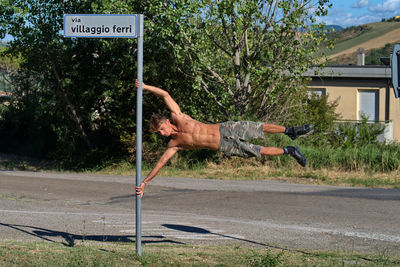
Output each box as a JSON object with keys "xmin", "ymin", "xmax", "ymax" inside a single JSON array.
[{"xmin": 168, "ymin": 113, "xmax": 220, "ymax": 150}]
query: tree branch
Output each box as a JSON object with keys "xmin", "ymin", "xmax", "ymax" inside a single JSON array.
[
  {"xmin": 205, "ymin": 66, "xmax": 234, "ymax": 97},
  {"xmin": 251, "ymin": 0, "xmax": 280, "ymax": 59},
  {"xmin": 217, "ymin": 3, "xmax": 234, "ymax": 50},
  {"xmin": 201, "ymin": 79, "xmax": 230, "ymax": 119},
  {"xmin": 50, "ymin": 60, "xmax": 91, "ymax": 148},
  {"xmin": 205, "ymin": 29, "xmax": 233, "ymax": 57}
]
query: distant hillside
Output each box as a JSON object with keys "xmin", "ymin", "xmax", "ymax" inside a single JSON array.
[
  {"xmin": 325, "ymin": 25, "xmax": 343, "ymax": 32},
  {"xmin": 321, "ymin": 21, "xmax": 400, "ymax": 64},
  {"xmin": 330, "ymin": 42, "xmax": 394, "ymax": 65},
  {"xmin": 326, "ymin": 25, "xmax": 371, "ymax": 44}
]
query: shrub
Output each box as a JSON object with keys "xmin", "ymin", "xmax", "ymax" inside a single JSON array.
[
  {"xmin": 246, "ymin": 250, "xmax": 284, "ymax": 267},
  {"xmin": 329, "ymin": 115, "xmax": 385, "ymax": 148},
  {"xmin": 300, "ymin": 93, "xmax": 339, "ymax": 146}
]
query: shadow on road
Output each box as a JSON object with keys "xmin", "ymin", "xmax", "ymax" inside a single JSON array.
[
  {"xmin": 0, "ymin": 222, "xmax": 184, "ymax": 247},
  {"xmin": 162, "ymin": 224, "xmax": 270, "ymax": 247},
  {"xmin": 1, "ymin": 222, "xmax": 281, "ymax": 249},
  {"xmin": 293, "ymin": 188, "xmax": 400, "ymax": 201}
]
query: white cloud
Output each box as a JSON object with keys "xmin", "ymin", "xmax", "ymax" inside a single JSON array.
[
  {"xmin": 336, "ymin": 14, "xmax": 378, "ymax": 26},
  {"xmin": 369, "ymin": 0, "xmax": 400, "ymax": 13},
  {"xmin": 316, "ymin": 10, "xmax": 381, "ymax": 27},
  {"xmin": 352, "ymin": 0, "xmax": 369, "ymax": 8}
]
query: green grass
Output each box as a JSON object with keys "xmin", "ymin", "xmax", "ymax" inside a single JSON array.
[
  {"xmin": 1, "ymin": 150, "xmax": 400, "ymax": 189},
  {"xmin": 0, "ymin": 241, "xmax": 399, "ymax": 266},
  {"xmin": 73, "ymin": 158, "xmax": 400, "ymax": 189},
  {"xmin": 322, "ymin": 22, "xmax": 400, "ymax": 56},
  {"xmin": 2, "ymin": 131, "xmax": 400, "ymax": 189}
]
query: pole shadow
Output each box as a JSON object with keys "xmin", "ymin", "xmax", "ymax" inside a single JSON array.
[
  {"xmin": 162, "ymin": 224, "xmax": 269, "ymax": 247},
  {"xmin": 0, "ymin": 222, "xmax": 184, "ymax": 247},
  {"xmin": 162, "ymin": 224, "xmax": 322, "ymax": 255}
]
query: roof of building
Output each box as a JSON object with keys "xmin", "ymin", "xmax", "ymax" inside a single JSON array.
[{"xmin": 304, "ymin": 65, "xmax": 391, "ymax": 79}]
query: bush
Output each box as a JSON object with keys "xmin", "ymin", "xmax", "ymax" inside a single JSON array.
[
  {"xmin": 329, "ymin": 115, "xmax": 385, "ymax": 148},
  {"xmin": 246, "ymin": 250, "xmax": 284, "ymax": 267},
  {"xmin": 298, "ymin": 93, "xmax": 339, "ymax": 146},
  {"xmin": 302, "ymin": 143, "xmax": 400, "ymax": 172}
]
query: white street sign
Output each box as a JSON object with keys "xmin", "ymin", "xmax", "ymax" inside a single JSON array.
[{"xmin": 64, "ymin": 14, "xmax": 137, "ymax": 38}]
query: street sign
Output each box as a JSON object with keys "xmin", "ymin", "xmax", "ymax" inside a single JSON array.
[
  {"xmin": 391, "ymin": 43, "xmax": 400, "ymax": 98},
  {"xmin": 64, "ymin": 14, "xmax": 137, "ymax": 38},
  {"xmin": 63, "ymin": 14, "xmax": 144, "ymax": 256}
]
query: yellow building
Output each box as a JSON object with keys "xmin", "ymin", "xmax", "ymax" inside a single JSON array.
[{"xmin": 304, "ymin": 65, "xmax": 400, "ymax": 142}]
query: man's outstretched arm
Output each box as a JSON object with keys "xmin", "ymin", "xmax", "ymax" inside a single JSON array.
[
  {"xmin": 136, "ymin": 146, "xmax": 180, "ymax": 198},
  {"xmin": 136, "ymin": 80, "xmax": 182, "ymax": 116}
]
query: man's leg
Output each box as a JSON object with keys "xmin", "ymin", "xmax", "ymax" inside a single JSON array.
[
  {"xmin": 261, "ymin": 146, "xmax": 307, "ymax": 167},
  {"xmin": 260, "ymin": 146, "xmax": 284, "ymax": 156},
  {"xmin": 263, "ymin": 123, "xmax": 312, "ymax": 140},
  {"xmin": 263, "ymin": 124, "xmax": 286, "ymax": 133}
]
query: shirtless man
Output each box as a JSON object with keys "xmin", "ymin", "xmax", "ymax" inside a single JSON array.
[{"xmin": 135, "ymin": 81, "xmax": 312, "ymax": 197}]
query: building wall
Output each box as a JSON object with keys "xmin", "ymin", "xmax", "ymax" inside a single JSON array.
[
  {"xmin": 308, "ymin": 78, "xmax": 400, "ymax": 142},
  {"xmin": 389, "ymin": 85, "xmax": 400, "ymax": 142}
]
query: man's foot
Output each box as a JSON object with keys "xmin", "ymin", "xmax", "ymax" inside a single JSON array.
[
  {"xmin": 285, "ymin": 124, "xmax": 313, "ymax": 140},
  {"xmin": 284, "ymin": 146, "xmax": 307, "ymax": 167}
]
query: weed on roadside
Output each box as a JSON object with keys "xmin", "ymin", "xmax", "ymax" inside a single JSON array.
[
  {"xmin": 245, "ymin": 249, "xmax": 284, "ymax": 267},
  {"xmin": 1, "ymin": 241, "xmax": 400, "ymax": 266}
]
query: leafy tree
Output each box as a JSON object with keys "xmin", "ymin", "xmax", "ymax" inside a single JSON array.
[
  {"xmin": 0, "ymin": 0, "xmax": 333, "ymax": 163},
  {"xmin": 0, "ymin": 1, "xmax": 204, "ymax": 161},
  {"xmin": 144, "ymin": 0, "xmax": 332, "ymax": 122},
  {"xmin": 0, "ymin": 0, "xmax": 141, "ymax": 161}
]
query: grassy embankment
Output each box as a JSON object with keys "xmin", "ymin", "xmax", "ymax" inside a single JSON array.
[
  {"xmin": 1, "ymin": 141, "xmax": 399, "ymax": 189},
  {"xmin": 83, "ymin": 132, "xmax": 400, "ymax": 188},
  {"xmin": 1, "ymin": 241, "xmax": 399, "ymax": 266},
  {"xmin": 93, "ymin": 157, "xmax": 400, "ymax": 189},
  {"xmin": 322, "ymin": 21, "xmax": 400, "ymax": 57}
]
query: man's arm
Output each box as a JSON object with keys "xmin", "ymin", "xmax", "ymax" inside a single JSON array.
[
  {"xmin": 136, "ymin": 146, "xmax": 180, "ymax": 198},
  {"xmin": 136, "ymin": 80, "xmax": 182, "ymax": 115}
]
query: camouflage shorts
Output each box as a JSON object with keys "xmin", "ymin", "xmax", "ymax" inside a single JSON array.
[{"xmin": 219, "ymin": 121, "xmax": 264, "ymax": 158}]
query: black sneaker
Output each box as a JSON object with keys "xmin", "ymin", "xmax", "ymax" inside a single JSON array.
[
  {"xmin": 285, "ymin": 124, "xmax": 313, "ymax": 140},
  {"xmin": 284, "ymin": 146, "xmax": 307, "ymax": 167}
]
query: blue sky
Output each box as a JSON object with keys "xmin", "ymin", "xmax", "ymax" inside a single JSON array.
[{"xmin": 318, "ymin": 0, "xmax": 400, "ymax": 27}]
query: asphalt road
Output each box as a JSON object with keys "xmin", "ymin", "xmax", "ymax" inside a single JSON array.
[{"xmin": 1, "ymin": 170, "xmax": 400, "ymax": 254}]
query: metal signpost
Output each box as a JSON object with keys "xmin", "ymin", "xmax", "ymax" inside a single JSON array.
[
  {"xmin": 135, "ymin": 14, "xmax": 144, "ymax": 256},
  {"xmin": 392, "ymin": 44, "xmax": 400, "ymax": 98},
  {"xmin": 64, "ymin": 14, "xmax": 144, "ymax": 255}
]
